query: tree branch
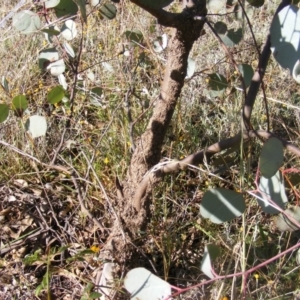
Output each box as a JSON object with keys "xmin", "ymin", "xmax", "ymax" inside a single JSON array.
[
  {"xmin": 243, "ymin": 0, "xmax": 292, "ymax": 129},
  {"xmin": 129, "ymin": 0, "xmax": 207, "ymax": 27},
  {"xmin": 133, "ymin": 130, "xmax": 300, "ymax": 211}
]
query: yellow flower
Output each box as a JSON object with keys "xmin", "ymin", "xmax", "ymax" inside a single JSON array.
[
  {"xmin": 104, "ymin": 157, "xmax": 109, "ymax": 164},
  {"xmin": 90, "ymin": 245, "xmax": 100, "ymax": 253},
  {"xmin": 254, "ymin": 273, "xmax": 259, "ymax": 280}
]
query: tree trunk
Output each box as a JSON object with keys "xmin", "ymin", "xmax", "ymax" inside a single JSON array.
[{"xmin": 100, "ymin": 0, "xmax": 207, "ymax": 273}]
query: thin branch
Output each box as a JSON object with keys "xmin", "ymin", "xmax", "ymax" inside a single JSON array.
[
  {"xmin": 205, "ymin": 20, "xmax": 248, "ymax": 100},
  {"xmin": 0, "ymin": 140, "xmax": 71, "ymax": 174},
  {"xmin": 129, "ymin": 0, "xmax": 207, "ymax": 27},
  {"xmin": 129, "ymin": 0, "xmax": 180, "ymax": 27},
  {"xmin": 243, "ymin": 0, "xmax": 292, "ymax": 128},
  {"xmin": 170, "ymin": 239, "xmax": 300, "ymax": 298}
]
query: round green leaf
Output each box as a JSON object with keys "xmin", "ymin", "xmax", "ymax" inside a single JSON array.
[
  {"xmin": 153, "ymin": 33, "xmax": 168, "ymax": 53},
  {"xmin": 208, "ymin": 73, "xmax": 228, "ymax": 90},
  {"xmin": 58, "ymin": 74, "xmax": 68, "ymax": 90},
  {"xmin": 238, "ymin": 64, "xmax": 254, "ymax": 89},
  {"xmin": 63, "ymin": 42, "xmax": 75, "ymax": 58},
  {"xmin": 90, "ymin": 87, "xmax": 103, "ymax": 106},
  {"xmin": 246, "ymin": 0, "xmax": 264, "ymax": 8},
  {"xmin": 257, "ymin": 171, "xmax": 288, "ymax": 214},
  {"xmin": 54, "ymin": 0, "xmax": 78, "ymax": 18},
  {"xmin": 200, "ymin": 188, "xmax": 245, "ymax": 224},
  {"xmin": 200, "ymin": 244, "xmax": 221, "ymax": 279},
  {"xmin": 220, "ymin": 28, "xmax": 243, "ymax": 47},
  {"xmin": 138, "ymin": 0, "xmax": 174, "ymax": 9},
  {"xmin": 43, "ymin": 26, "xmax": 60, "ymax": 43},
  {"xmin": 293, "ymin": 60, "xmax": 300, "ymax": 84},
  {"xmin": 207, "ymin": 0, "xmax": 225, "ymax": 13},
  {"xmin": 0, "ymin": 104, "xmax": 9, "ymax": 123},
  {"xmin": 1, "ymin": 76, "xmax": 9, "ymax": 93},
  {"xmin": 259, "ymin": 137, "xmax": 283, "ymax": 178},
  {"xmin": 45, "ymin": 0, "xmax": 60, "ymax": 8},
  {"xmin": 124, "ymin": 30, "xmax": 144, "ymax": 45},
  {"xmin": 25, "ymin": 115, "xmax": 47, "ymax": 138},
  {"xmin": 91, "ymin": 87, "xmax": 103, "ymax": 97},
  {"xmin": 124, "ymin": 268, "xmax": 171, "ymax": 300},
  {"xmin": 47, "ymin": 59, "xmax": 66, "ymax": 76},
  {"xmin": 39, "ymin": 48, "xmax": 59, "ymax": 70},
  {"xmin": 102, "ymin": 62, "xmax": 114, "ymax": 73},
  {"xmin": 73, "ymin": 0, "xmax": 87, "ymax": 23},
  {"xmin": 91, "ymin": 0, "xmax": 100, "ymax": 6},
  {"xmin": 99, "ymin": 3, "xmax": 117, "ymax": 20},
  {"xmin": 186, "ymin": 57, "xmax": 196, "ymax": 79},
  {"xmin": 61, "ymin": 20, "xmax": 77, "ymax": 41},
  {"xmin": 275, "ymin": 206, "xmax": 300, "ymax": 232},
  {"xmin": 13, "ymin": 10, "xmax": 41, "ymax": 34},
  {"xmin": 270, "ymin": 5, "xmax": 300, "ymax": 75},
  {"xmin": 12, "ymin": 95, "xmax": 28, "ymax": 114},
  {"xmin": 42, "ymin": 28, "xmax": 60, "ymax": 36},
  {"xmin": 214, "ymin": 21, "xmax": 227, "ymax": 34},
  {"xmin": 47, "ymin": 85, "xmax": 65, "ymax": 104}
]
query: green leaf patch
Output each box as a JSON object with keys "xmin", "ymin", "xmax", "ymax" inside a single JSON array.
[{"xmin": 200, "ymin": 188, "xmax": 245, "ymax": 224}]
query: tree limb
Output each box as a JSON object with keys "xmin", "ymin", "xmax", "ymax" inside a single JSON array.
[{"xmin": 133, "ymin": 130, "xmax": 300, "ymax": 211}]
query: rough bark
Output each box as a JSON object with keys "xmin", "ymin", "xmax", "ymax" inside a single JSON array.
[{"xmin": 100, "ymin": 0, "xmax": 207, "ymax": 264}]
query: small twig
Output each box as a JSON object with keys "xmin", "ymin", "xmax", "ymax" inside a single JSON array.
[
  {"xmin": 0, "ymin": 228, "xmax": 43, "ymax": 255},
  {"xmin": 80, "ymin": 151, "xmax": 126, "ymax": 239},
  {"xmin": 169, "ymin": 239, "xmax": 300, "ymax": 298},
  {"xmin": 0, "ymin": 140, "xmax": 71, "ymax": 174},
  {"xmin": 236, "ymin": 0, "xmax": 270, "ymax": 131},
  {"xmin": 243, "ymin": 0, "xmax": 292, "ymax": 129},
  {"xmin": 50, "ymin": 126, "xmax": 67, "ymax": 165},
  {"xmin": 205, "ymin": 20, "xmax": 247, "ymax": 95}
]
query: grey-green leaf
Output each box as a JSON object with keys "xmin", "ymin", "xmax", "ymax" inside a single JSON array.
[
  {"xmin": 138, "ymin": 0, "xmax": 174, "ymax": 9},
  {"xmin": 200, "ymin": 188, "xmax": 245, "ymax": 224},
  {"xmin": 61, "ymin": 20, "xmax": 77, "ymax": 41},
  {"xmin": 39, "ymin": 48, "xmax": 59, "ymax": 70},
  {"xmin": 275, "ymin": 206, "xmax": 300, "ymax": 232},
  {"xmin": 99, "ymin": 3, "xmax": 117, "ymax": 20},
  {"xmin": 246, "ymin": 0, "xmax": 264, "ymax": 7},
  {"xmin": 207, "ymin": 73, "xmax": 228, "ymax": 97},
  {"xmin": 0, "ymin": 104, "xmax": 9, "ymax": 123},
  {"xmin": 45, "ymin": 0, "xmax": 60, "ymax": 8},
  {"xmin": 12, "ymin": 95, "xmax": 28, "ymax": 111},
  {"xmin": 124, "ymin": 268, "xmax": 171, "ymax": 300},
  {"xmin": 257, "ymin": 171, "xmax": 288, "ymax": 214},
  {"xmin": 1, "ymin": 76, "xmax": 9, "ymax": 93},
  {"xmin": 238, "ymin": 64, "xmax": 254, "ymax": 89},
  {"xmin": 47, "ymin": 59, "xmax": 66, "ymax": 76},
  {"xmin": 25, "ymin": 115, "xmax": 47, "ymax": 138},
  {"xmin": 47, "ymin": 85, "xmax": 65, "ymax": 104},
  {"xmin": 13, "ymin": 10, "xmax": 41, "ymax": 34},
  {"xmin": 200, "ymin": 244, "xmax": 221, "ymax": 279},
  {"xmin": 214, "ymin": 21, "xmax": 227, "ymax": 34},
  {"xmin": 186, "ymin": 57, "xmax": 196, "ymax": 79},
  {"xmin": 73, "ymin": 0, "xmax": 87, "ymax": 23},
  {"xmin": 12, "ymin": 95, "xmax": 28, "ymax": 117},
  {"xmin": 54, "ymin": 0, "xmax": 78, "ymax": 18},
  {"xmin": 219, "ymin": 28, "xmax": 243, "ymax": 47},
  {"xmin": 259, "ymin": 137, "xmax": 283, "ymax": 178},
  {"xmin": 124, "ymin": 30, "xmax": 144, "ymax": 45},
  {"xmin": 270, "ymin": 5, "xmax": 300, "ymax": 75}
]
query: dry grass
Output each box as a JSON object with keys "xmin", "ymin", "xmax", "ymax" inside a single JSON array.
[{"xmin": 1, "ymin": 0, "xmax": 300, "ymax": 299}]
